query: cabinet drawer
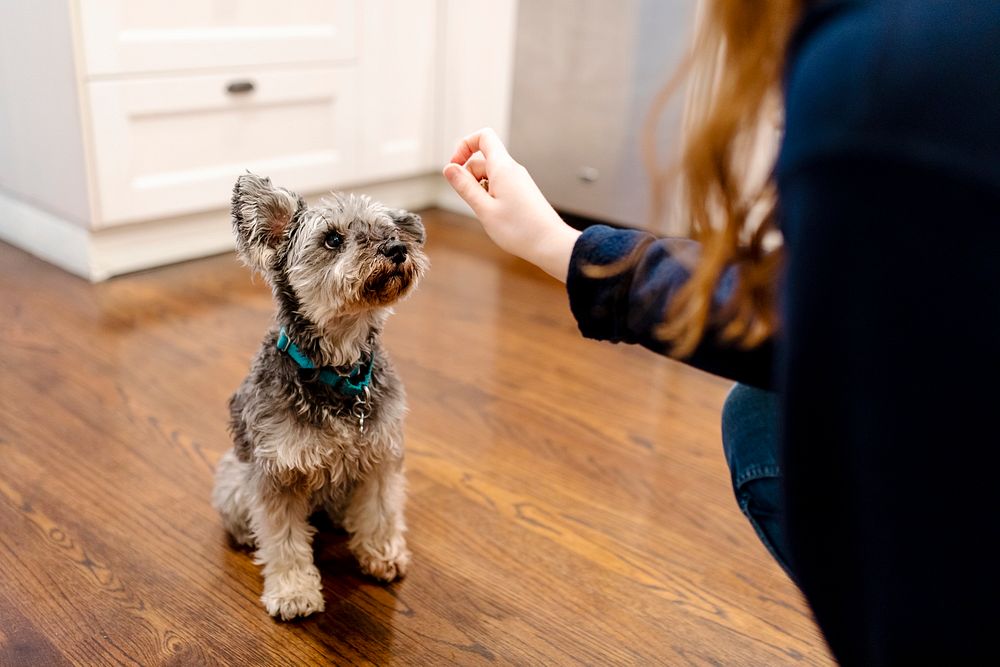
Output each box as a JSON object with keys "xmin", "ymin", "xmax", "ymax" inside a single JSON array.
[
  {"xmin": 87, "ymin": 68, "xmax": 358, "ymax": 226},
  {"xmin": 77, "ymin": 0, "xmax": 357, "ymax": 76}
]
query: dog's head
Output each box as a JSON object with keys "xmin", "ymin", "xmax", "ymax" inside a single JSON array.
[{"xmin": 231, "ymin": 173, "xmax": 427, "ymax": 323}]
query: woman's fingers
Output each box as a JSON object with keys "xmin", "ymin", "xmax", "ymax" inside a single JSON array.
[
  {"xmin": 463, "ymin": 157, "xmax": 488, "ymax": 181},
  {"xmin": 443, "ymin": 130, "xmax": 505, "ymax": 213},
  {"xmin": 448, "ymin": 127, "xmax": 513, "ymax": 166},
  {"xmin": 442, "ymin": 163, "xmax": 492, "ymax": 214}
]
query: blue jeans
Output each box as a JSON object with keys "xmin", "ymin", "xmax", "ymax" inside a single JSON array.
[{"xmin": 720, "ymin": 383, "xmax": 796, "ymax": 581}]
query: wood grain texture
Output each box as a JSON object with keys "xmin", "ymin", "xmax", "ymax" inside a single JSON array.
[{"xmin": 0, "ymin": 209, "xmax": 832, "ymax": 665}]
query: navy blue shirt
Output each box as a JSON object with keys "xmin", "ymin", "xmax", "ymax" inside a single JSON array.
[{"xmin": 566, "ymin": 1, "xmax": 1000, "ymax": 663}]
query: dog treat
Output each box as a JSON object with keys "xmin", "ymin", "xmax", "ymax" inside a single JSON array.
[
  {"xmin": 479, "ymin": 178, "xmax": 490, "ymax": 192},
  {"xmin": 212, "ymin": 173, "xmax": 428, "ymax": 621}
]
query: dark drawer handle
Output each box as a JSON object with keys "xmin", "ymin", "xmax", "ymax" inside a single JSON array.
[{"xmin": 226, "ymin": 80, "xmax": 255, "ymax": 94}]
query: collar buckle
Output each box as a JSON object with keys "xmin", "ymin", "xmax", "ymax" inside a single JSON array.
[{"xmin": 276, "ymin": 329, "xmax": 293, "ymax": 353}]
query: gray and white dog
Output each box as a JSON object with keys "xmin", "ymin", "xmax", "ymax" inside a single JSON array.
[{"xmin": 212, "ymin": 173, "xmax": 428, "ymax": 620}]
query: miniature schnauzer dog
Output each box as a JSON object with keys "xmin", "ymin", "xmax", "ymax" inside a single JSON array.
[{"xmin": 212, "ymin": 174, "xmax": 428, "ymax": 620}]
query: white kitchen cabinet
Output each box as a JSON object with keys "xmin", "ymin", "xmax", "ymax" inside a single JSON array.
[
  {"xmin": 76, "ymin": 0, "xmax": 357, "ymax": 75},
  {"xmin": 0, "ymin": 0, "xmax": 519, "ymax": 280},
  {"xmin": 88, "ymin": 68, "xmax": 358, "ymax": 225}
]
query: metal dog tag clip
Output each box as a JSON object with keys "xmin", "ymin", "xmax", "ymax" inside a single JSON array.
[{"xmin": 352, "ymin": 386, "xmax": 372, "ymax": 433}]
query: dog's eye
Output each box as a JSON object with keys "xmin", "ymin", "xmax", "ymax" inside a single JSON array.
[{"xmin": 323, "ymin": 231, "xmax": 343, "ymax": 250}]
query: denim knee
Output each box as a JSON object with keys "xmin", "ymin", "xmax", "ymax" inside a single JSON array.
[
  {"xmin": 721, "ymin": 384, "xmax": 796, "ymax": 580},
  {"xmin": 721, "ymin": 383, "xmax": 781, "ymax": 484}
]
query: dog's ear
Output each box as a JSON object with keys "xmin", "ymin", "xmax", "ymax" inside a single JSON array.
[
  {"xmin": 231, "ymin": 173, "xmax": 303, "ymax": 276},
  {"xmin": 390, "ymin": 209, "xmax": 425, "ymax": 245}
]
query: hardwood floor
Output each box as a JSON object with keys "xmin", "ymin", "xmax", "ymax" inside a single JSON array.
[{"xmin": 0, "ymin": 209, "xmax": 832, "ymax": 666}]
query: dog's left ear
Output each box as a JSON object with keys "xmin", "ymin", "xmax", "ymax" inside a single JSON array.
[
  {"xmin": 391, "ymin": 209, "xmax": 425, "ymax": 244},
  {"xmin": 231, "ymin": 173, "xmax": 304, "ymax": 277}
]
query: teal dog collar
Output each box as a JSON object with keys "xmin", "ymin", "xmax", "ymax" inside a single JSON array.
[{"xmin": 276, "ymin": 327, "xmax": 374, "ymax": 397}]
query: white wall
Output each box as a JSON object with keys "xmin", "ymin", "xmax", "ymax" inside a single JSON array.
[
  {"xmin": 435, "ymin": 0, "xmax": 519, "ymax": 215},
  {"xmin": 0, "ymin": 1, "xmax": 92, "ymax": 226},
  {"xmin": 437, "ymin": 0, "xmax": 519, "ymax": 159}
]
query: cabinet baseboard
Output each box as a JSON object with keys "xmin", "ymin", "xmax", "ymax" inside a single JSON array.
[{"xmin": 0, "ymin": 192, "xmax": 94, "ymax": 279}]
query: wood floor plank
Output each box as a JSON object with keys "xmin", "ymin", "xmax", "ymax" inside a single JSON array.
[{"xmin": 0, "ymin": 209, "xmax": 831, "ymax": 665}]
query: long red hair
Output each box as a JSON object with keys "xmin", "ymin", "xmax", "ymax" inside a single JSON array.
[{"xmin": 645, "ymin": 1, "xmax": 802, "ymax": 356}]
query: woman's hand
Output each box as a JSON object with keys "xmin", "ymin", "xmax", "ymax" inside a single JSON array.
[{"xmin": 442, "ymin": 128, "xmax": 581, "ymax": 282}]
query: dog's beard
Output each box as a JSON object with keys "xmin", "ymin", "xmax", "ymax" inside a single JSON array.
[{"xmin": 361, "ymin": 263, "xmax": 415, "ymax": 306}]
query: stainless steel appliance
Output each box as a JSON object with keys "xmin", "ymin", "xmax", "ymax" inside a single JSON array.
[{"xmin": 509, "ymin": 0, "xmax": 697, "ymax": 231}]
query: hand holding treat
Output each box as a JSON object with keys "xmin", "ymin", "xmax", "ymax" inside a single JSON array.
[{"xmin": 443, "ymin": 128, "xmax": 580, "ymax": 282}]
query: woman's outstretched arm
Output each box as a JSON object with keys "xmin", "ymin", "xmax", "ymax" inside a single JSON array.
[{"xmin": 443, "ymin": 128, "xmax": 774, "ymax": 388}]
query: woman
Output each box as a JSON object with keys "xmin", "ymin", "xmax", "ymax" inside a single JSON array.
[{"xmin": 443, "ymin": 0, "xmax": 1000, "ymax": 664}]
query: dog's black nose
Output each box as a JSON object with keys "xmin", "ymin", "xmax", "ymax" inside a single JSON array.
[{"xmin": 381, "ymin": 241, "xmax": 407, "ymax": 265}]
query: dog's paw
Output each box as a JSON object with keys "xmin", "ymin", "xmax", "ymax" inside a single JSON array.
[
  {"xmin": 263, "ymin": 587, "xmax": 325, "ymax": 620},
  {"xmin": 261, "ymin": 566, "xmax": 325, "ymax": 620},
  {"xmin": 227, "ymin": 524, "xmax": 257, "ymax": 549},
  {"xmin": 356, "ymin": 544, "xmax": 411, "ymax": 582}
]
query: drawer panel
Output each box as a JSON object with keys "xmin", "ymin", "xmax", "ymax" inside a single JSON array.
[
  {"xmin": 88, "ymin": 68, "xmax": 358, "ymax": 226},
  {"xmin": 77, "ymin": 0, "xmax": 357, "ymax": 76}
]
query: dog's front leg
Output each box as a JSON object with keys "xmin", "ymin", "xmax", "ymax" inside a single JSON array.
[
  {"xmin": 343, "ymin": 456, "xmax": 410, "ymax": 582},
  {"xmin": 249, "ymin": 476, "xmax": 324, "ymax": 620}
]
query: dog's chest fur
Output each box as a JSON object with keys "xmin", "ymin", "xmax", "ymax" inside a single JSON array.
[{"xmin": 229, "ymin": 334, "xmax": 406, "ymax": 490}]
